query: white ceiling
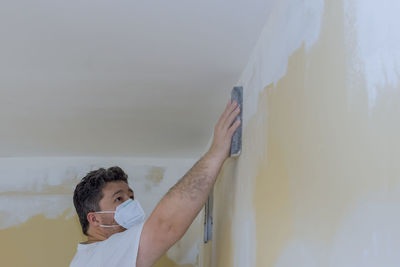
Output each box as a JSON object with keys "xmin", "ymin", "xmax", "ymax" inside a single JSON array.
[{"xmin": 0, "ymin": 0, "xmax": 270, "ymax": 158}]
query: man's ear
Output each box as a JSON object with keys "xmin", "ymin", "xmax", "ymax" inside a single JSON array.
[{"xmin": 87, "ymin": 212, "xmax": 100, "ymax": 227}]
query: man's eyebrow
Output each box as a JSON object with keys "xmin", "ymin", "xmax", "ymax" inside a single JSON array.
[
  {"xmin": 112, "ymin": 189, "xmax": 123, "ymax": 198},
  {"xmin": 111, "ymin": 189, "xmax": 133, "ymax": 198}
]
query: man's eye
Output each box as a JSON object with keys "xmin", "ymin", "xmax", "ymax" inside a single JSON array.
[
  {"xmin": 130, "ymin": 196, "xmax": 134, "ymax": 200},
  {"xmin": 116, "ymin": 197, "xmax": 122, "ymax": 202}
]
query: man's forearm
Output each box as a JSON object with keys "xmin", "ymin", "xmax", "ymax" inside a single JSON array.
[
  {"xmin": 156, "ymin": 151, "xmax": 225, "ymax": 241},
  {"xmin": 168, "ymin": 151, "xmax": 224, "ymax": 200}
]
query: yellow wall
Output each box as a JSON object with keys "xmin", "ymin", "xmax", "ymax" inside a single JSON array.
[
  {"xmin": 0, "ymin": 211, "xmax": 84, "ymax": 267},
  {"xmin": 203, "ymin": 0, "xmax": 400, "ymax": 266}
]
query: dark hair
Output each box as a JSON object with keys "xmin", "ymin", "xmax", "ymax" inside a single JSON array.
[{"xmin": 73, "ymin": 166, "xmax": 128, "ymax": 235}]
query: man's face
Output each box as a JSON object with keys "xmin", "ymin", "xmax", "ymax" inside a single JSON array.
[{"xmin": 96, "ymin": 181, "xmax": 135, "ymax": 233}]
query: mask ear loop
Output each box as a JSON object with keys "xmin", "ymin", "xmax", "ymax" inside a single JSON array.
[{"xmin": 95, "ymin": 211, "xmax": 119, "ymax": 228}]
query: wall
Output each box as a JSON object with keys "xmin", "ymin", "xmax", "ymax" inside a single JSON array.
[
  {"xmin": 0, "ymin": 157, "xmax": 201, "ymax": 267},
  {"xmin": 202, "ymin": 0, "xmax": 400, "ymax": 266}
]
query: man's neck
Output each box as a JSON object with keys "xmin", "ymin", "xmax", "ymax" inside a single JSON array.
[{"xmin": 84, "ymin": 228, "xmax": 109, "ymax": 244}]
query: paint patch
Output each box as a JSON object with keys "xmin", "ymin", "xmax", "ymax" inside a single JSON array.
[
  {"xmin": 0, "ymin": 157, "xmax": 194, "ymax": 229},
  {"xmin": 0, "ymin": 195, "xmax": 75, "ymax": 229},
  {"xmin": 237, "ymin": 0, "xmax": 324, "ymax": 125},
  {"xmin": 344, "ymin": 0, "xmax": 400, "ymax": 108},
  {"xmin": 146, "ymin": 166, "xmax": 165, "ymax": 185}
]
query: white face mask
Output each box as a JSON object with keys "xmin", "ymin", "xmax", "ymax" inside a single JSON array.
[{"xmin": 96, "ymin": 199, "xmax": 146, "ymax": 229}]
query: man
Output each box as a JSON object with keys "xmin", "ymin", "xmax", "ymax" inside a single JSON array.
[{"xmin": 70, "ymin": 100, "xmax": 241, "ymax": 267}]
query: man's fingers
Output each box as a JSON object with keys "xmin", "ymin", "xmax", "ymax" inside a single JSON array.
[
  {"xmin": 223, "ymin": 106, "xmax": 241, "ymax": 130},
  {"xmin": 228, "ymin": 119, "xmax": 241, "ymax": 137},
  {"xmin": 217, "ymin": 100, "xmax": 237, "ymax": 129}
]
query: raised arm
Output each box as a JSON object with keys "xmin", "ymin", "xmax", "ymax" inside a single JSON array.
[{"xmin": 136, "ymin": 100, "xmax": 241, "ymax": 267}]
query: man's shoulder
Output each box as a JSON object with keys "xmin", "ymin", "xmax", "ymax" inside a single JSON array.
[
  {"xmin": 70, "ymin": 242, "xmax": 100, "ymax": 267},
  {"xmin": 70, "ymin": 223, "xmax": 145, "ymax": 267}
]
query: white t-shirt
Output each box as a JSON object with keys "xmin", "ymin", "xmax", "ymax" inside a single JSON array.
[{"xmin": 69, "ymin": 222, "xmax": 144, "ymax": 267}]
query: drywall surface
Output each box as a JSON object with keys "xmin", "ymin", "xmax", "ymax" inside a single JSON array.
[
  {"xmin": 0, "ymin": 157, "xmax": 200, "ymax": 267},
  {"xmin": 202, "ymin": 0, "xmax": 400, "ymax": 266}
]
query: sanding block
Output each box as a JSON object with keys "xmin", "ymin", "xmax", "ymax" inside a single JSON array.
[{"xmin": 230, "ymin": 86, "xmax": 243, "ymax": 157}]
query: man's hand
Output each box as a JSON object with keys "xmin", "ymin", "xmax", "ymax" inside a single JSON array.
[{"xmin": 207, "ymin": 100, "xmax": 241, "ymax": 160}]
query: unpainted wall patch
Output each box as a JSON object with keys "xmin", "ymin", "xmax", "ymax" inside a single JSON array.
[{"xmin": 146, "ymin": 166, "xmax": 165, "ymax": 185}]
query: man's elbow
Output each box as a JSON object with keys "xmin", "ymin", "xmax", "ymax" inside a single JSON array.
[
  {"xmin": 150, "ymin": 217, "xmax": 181, "ymax": 248},
  {"xmin": 160, "ymin": 220, "xmax": 183, "ymax": 246}
]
